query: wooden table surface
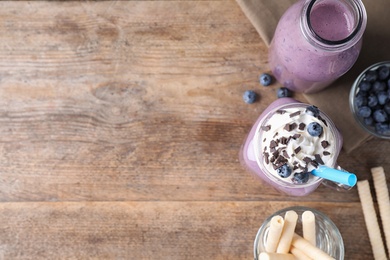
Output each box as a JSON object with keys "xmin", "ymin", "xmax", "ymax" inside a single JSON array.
[{"xmin": 0, "ymin": 1, "xmax": 388, "ymax": 259}]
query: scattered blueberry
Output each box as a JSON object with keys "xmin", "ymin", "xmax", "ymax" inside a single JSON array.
[
  {"xmin": 357, "ymin": 106, "xmax": 372, "ymax": 118},
  {"xmin": 305, "ymin": 105, "xmax": 320, "ymax": 117},
  {"xmin": 259, "ymin": 73, "xmax": 272, "ymax": 86},
  {"xmin": 277, "ymin": 87, "xmax": 292, "ymax": 98},
  {"xmin": 378, "ymin": 65, "xmax": 390, "ymax": 80},
  {"xmin": 276, "ymin": 164, "xmax": 292, "ymax": 178},
  {"xmin": 307, "ymin": 122, "xmax": 323, "ymax": 137},
  {"xmin": 243, "ymin": 90, "xmax": 257, "ymax": 104},
  {"xmin": 373, "ymin": 109, "xmax": 388, "ymax": 123},
  {"xmin": 292, "ymin": 171, "xmax": 309, "ymax": 184}
]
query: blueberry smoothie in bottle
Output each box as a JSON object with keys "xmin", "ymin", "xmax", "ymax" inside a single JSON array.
[
  {"xmin": 239, "ymin": 98, "xmax": 343, "ymax": 196},
  {"xmin": 269, "ymin": 0, "xmax": 367, "ymax": 93}
]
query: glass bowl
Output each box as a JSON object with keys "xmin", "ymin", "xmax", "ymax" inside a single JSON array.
[
  {"xmin": 254, "ymin": 206, "xmax": 344, "ymax": 260},
  {"xmin": 349, "ymin": 61, "xmax": 390, "ymax": 139}
]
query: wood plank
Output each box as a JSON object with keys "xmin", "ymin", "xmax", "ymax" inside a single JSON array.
[{"xmin": 0, "ymin": 201, "xmax": 372, "ymax": 259}]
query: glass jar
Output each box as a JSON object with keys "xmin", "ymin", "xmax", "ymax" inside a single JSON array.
[
  {"xmin": 254, "ymin": 206, "xmax": 345, "ymax": 260},
  {"xmin": 269, "ymin": 0, "xmax": 367, "ymax": 93}
]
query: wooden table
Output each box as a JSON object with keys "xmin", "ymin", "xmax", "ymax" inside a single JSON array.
[{"xmin": 0, "ymin": 1, "xmax": 387, "ymax": 259}]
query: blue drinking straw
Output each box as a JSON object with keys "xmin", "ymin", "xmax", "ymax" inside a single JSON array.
[{"xmin": 311, "ymin": 165, "xmax": 357, "ymax": 187}]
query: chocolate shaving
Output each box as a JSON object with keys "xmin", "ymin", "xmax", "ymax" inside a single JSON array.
[
  {"xmin": 276, "ymin": 110, "xmax": 286, "ymax": 114},
  {"xmin": 303, "ymin": 157, "xmax": 312, "ymax": 164},
  {"xmin": 273, "ymin": 132, "xmax": 279, "ymax": 138},
  {"xmin": 261, "ymin": 125, "xmax": 271, "ymax": 131},
  {"xmin": 318, "ymin": 115, "xmax": 328, "ymax": 127},
  {"xmin": 292, "ymin": 133, "xmax": 301, "ymax": 139},
  {"xmin": 294, "ymin": 146, "xmax": 301, "ymax": 154},
  {"xmin": 282, "ymin": 150, "xmax": 290, "ymax": 159},
  {"xmin": 284, "ymin": 123, "xmax": 297, "ymax": 132},
  {"xmin": 315, "ymin": 154, "xmax": 325, "ymax": 165},
  {"xmin": 289, "ymin": 111, "xmax": 301, "ymax": 118},
  {"xmin": 280, "ymin": 137, "xmax": 288, "ymax": 145},
  {"xmin": 321, "ymin": 140, "xmax": 330, "ymax": 149},
  {"xmin": 270, "ymin": 140, "xmax": 278, "ymax": 149},
  {"xmin": 264, "ymin": 152, "xmax": 270, "ymax": 164},
  {"xmin": 298, "ymin": 123, "xmax": 306, "ymax": 130},
  {"xmin": 323, "ymin": 151, "xmax": 331, "ymax": 156},
  {"xmin": 310, "ymin": 160, "xmax": 319, "ymax": 168}
]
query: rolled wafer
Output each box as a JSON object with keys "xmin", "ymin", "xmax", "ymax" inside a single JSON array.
[
  {"xmin": 302, "ymin": 211, "xmax": 316, "ymax": 246},
  {"xmin": 266, "ymin": 215, "xmax": 285, "ymax": 253},
  {"xmin": 290, "ymin": 246, "xmax": 312, "ymax": 260},
  {"xmin": 259, "ymin": 252, "xmax": 296, "ymax": 260},
  {"xmin": 276, "ymin": 210, "xmax": 298, "ymax": 254},
  {"xmin": 371, "ymin": 167, "xmax": 390, "ymax": 258},
  {"xmin": 291, "ymin": 233, "xmax": 334, "ymax": 260},
  {"xmin": 357, "ymin": 180, "xmax": 387, "ymax": 260}
]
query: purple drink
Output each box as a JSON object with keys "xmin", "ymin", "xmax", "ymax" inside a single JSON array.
[
  {"xmin": 239, "ymin": 98, "xmax": 343, "ymax": 196},
  {"xmin": 269, "ymin": 0, "xmax": 367, "ymax": 93}
]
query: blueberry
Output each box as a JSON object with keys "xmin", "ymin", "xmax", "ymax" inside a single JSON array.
[
  {"xmin": 276, "ymin": 164, "xmax": 292, "ymax": 178},
  {"xmin": 355, "ymin": 94, "xmax": 367, "ymax": 107},
  {"xmin": 375, "ymin": 123, "xmax": 390, "ymax": 134},
  {"xmin": 364, "ymin": 116, "xmax": 374, "ymax": 126},
  {"xmin": 277, "ymin": 87, "xmax": 292, "ymax": 98},
  {"xmin": 373, "ymin": 109, "xmax": 388, "ymax": 123},
  {"xmin": 377, "ymin": 91, "xmax": 389, "ymax": 105},
  {"xmin": 367, "ymin": 94, "xmax": 378, "ymax": 107},
  {"xmin": 305, "ymin": 105, "xmax": 320, "ymax": 117},
  {"xmin": 372, "ymin": 81, "xmax": 387, "ymax": 93},
  {"xmin": 365, "ymin": 70, "xmax": 378, "ymax": 82},
  {"xmin": 292, "ymin": 171, "xmax": 309, "ymax": 184},
  {"xmin": 357, "ymin": 106, "xmax": 372, "ymax": 118},
  {"xmin": 359, "ymin": 80, "xmax": 371, "ymax": 92},
  {"xmin": 259, "ymin": 73, "xmax": 272, "ymax": 86},
  {"xmin": 243, "ymin": 90, "xmax": 257, "ymax": 104},
  {"xmin": 378, "ymin": 65, "xmax": 390, "ymax": 80},
  {"xmin": 307, "ymin": 122, "xmax": 323, "ymax": 137},
  {"xmin": 384, "ymin": 101, "xmax": 390, "ymax": 114}
]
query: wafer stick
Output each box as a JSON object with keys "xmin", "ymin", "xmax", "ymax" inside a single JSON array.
[
  {"xmin": 357, "ymin": 180, "xmax": 387, "ymax": 260},
  {"xmin": 266, "ymin": 215, "xmax": 285, "ymax": 253},
  {"xmin": 291, "ymin": 233, "xmax": 334, "ymax": 260},
  {"xmin": 259, "ymin": 252, "xmax": 296, "ymax": 260},
  {"xmin": 371, "ymin": 167, "xmax": 390, "ymax": 258},
  {"xmin": 302, "ymin": 211, "xmax": 316, "ymax": 246},
  {"xmin": 276, "ymin": 210, "xmax": 298, "ymax": 254},
  {"xmin": 290, "ymin": 246, "xmax": 312, "ymax": 260}
]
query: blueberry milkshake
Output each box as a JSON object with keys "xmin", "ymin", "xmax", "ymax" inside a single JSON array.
[{"xmin": 240, "ymin": 98, "xmax": 343, "ymax": 196}]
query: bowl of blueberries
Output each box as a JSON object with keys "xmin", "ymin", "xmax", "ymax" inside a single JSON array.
[{"xmin": 350, "ymin": 61, "xmax": 390, "ymax": 138}]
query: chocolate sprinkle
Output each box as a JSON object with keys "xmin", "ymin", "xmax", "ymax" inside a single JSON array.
[
  {"xmin": 262, "ymin": 125, "xmax": 271, "ymax": 131},
  {"xmin": 321, "ymin": 140, "xmax": 330, "ymax": 149},
  {"xmin": 264, "ymin": 152, "xmax": 270, "ymax": 164},
  {"xmin": 298, "ymin": 123, "xmax": 306, "ymax": 130},
  {"xmin": 284, "ymin": 123, "xmax": 297, "ymax": 132},
  {"xmin": 292, "ymin": 134, "xmax": 301, "ymax": 139},
  {"xmin": 314, "ymin": 154, "xmax": 325, "ymax": 165},
  {"xmin": 303, "ymin": 157, "xmax": 312, "ymax": 164},
  {"xmin": 276, "ymin": 110, "xmax": 286, "ymax": 114},
  {"xmin": 323, "ymin": 151, "xmax": 331, "ymax": 156},
  {"xmin": 294, "ymin": 146, "xmax": 301, "ymax": 154},
  {"xmin": 289, "ymin": 111, "xmax": 301, "ymax": 118},
  {"xmin": 270, "ymin": 140, "xmax": 278, "ymax": 149},
  {"xmin": 318, "ymin": 115, "xmax": 328, "ymax": 127},
  {"xmin": 282, "ymin": 150, "xmax": 290, "ymax": 159}
]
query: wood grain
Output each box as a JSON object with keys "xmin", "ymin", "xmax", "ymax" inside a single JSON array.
[{"xmin": 0, "ymin": 0, "xmax": 386, "ymax": 259}]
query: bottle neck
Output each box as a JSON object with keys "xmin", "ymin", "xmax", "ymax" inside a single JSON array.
[{"xmin": 300, "ymin": 0, "xmax": 367, "ymax": 51}]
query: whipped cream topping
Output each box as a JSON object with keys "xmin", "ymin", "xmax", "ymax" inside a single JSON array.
[{"xmin": 259, "ymin": 105, "xmax": 336, "ymax": 184}]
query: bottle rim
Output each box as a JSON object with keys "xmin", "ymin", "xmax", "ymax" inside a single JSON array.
[{"xmin": 301, "ymin": 0, "xmax": 367, "ymax": 51}]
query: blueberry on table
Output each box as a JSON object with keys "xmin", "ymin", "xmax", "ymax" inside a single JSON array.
[
  {"xmin": 307, "ymin": 122, "xmax": 323, "ymax": 137},
  {"xmin": 378, "ymin": 65, "xmax": 390, "ymax": 80},
  {"xmin": 357, "ymin": 106, "xmax": 372, "ymax": 118},
  {"xmin": 242, "ymin": 90, "xmax": 257, "ymax": 104},
  {"xmin": 259, "ymin": 73, "xmax": 272, "ymax": 86},
  {"xmin": 373, "ymin": 109, "xmax": 388, "ymax": 123},
  {"xmin": 276, "ymin": 164, "xmax": 292, "ymax": 178},
  {"xmin": 292, "ymin": 171, "xmax": 309, "ymax": 184},
  {"xmin": 277, "ymin": 87, "xmax": 292, "ymax": 98}
]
